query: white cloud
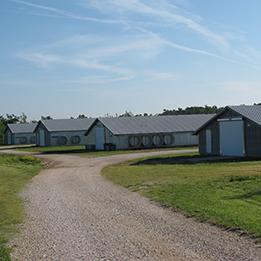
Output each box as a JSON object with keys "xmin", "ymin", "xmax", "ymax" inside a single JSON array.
[
  {"xmin": 86, "ymin": 0, "xmax": 228, "ymax": 47},
  {"xmin": 233, "ymin": 46, "xmax": 261, "ymax": 66},
  {"xmin": 69, "ymin": 75, "xmax": 135, "ymax": 85},
  {"xmin": 17, "ymin": 33, "xmax": 165, "ymax": 75},
  {"xmin": 18, "ymin": 52, "xmax": 62, "ymax": 67},
  {"xmin": 18, "ymin": 31, "xmax": 228, "ymax": 78},
  {"xmin": 9, "ymin": 0, "xmax": 127, "ymax": 25},
  {"xmin": 145, "ymin": 71, "xmax": 177, "ymax": 81},
  {"xmin": 10, "ymin": 0, "xmax": 228, "ymax": 47},
  {"xmin": 18, "ymin": 51, "xmax": 133, "ymax": 75}
]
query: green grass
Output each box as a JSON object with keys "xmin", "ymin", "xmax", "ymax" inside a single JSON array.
[
  {"xmin": 102, "ymin": 154, "xmax": 261, "ymax": 241},
  {"xmin": 15, "ymin": 145, "xmax": 85, "ymax": 153},
  {"xmin": 15, "ymin": 145, "xmax": 197, "ymax": 158},
  {"xmin": 0, "ymin": 154, "xmax": 42, "ymax": 260}
]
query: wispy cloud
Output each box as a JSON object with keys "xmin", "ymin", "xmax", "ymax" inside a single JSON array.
[
  {"xmin": 17, "ymin": 33, "xmax": 164, "ymax": 74},
  {"xmin": 69, "ymin": 75, "xmax": 135, "ymax": 85},
  {"xmin": 10, "ymin": 0, "xmax": 228, "ymax": 47},
  {"xmin": 18, "ymin": 52, "xmax": 62, "ymax": 67},
  {"xmin": 18, "ymin": 31, "xmax": 229, "ymax": 78},
  {"xmin": 86, "ymin": 0, "xmax": 228, "ymax": 47},
  {"xmin": 10, "ymin": 0, "xmax": 261, "ymax": 69},
  {"xmin": 9, "ymin": 0, "xmax": 127, "ymax": 25},
  {"xmin": 18, "ymin": 51, "xmax": 134, "ymax": 75},
  {"xmin": 143, "ymin": 71, "xmax": 177, "ymax": 81}
]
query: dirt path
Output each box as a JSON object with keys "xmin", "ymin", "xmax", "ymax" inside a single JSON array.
[{"xmin": 8, "ymin": 150, "xmax": 260, "ymax": 261}]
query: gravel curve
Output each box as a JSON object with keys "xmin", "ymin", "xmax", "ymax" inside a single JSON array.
[{"xmin": 9, "ymin": 150, "xmax": 261, "ymax": 261}]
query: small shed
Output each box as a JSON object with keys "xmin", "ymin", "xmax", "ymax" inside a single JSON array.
[
  {"xmin": 34, "ymin": 118, "xmax": 95, "ymax": 147},
  {"xmin": 85, "ymin": 114, "xmax": 214, "ymax": 151},
  {"xmin": 4, "ymin": 123, "xmax": 37, "ymax": 145},
  {"xmin": 194, "ymin": 105, "xmax": 261, "ymax": 157}
]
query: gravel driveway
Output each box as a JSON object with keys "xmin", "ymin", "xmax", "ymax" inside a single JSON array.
[{"xmin": 9, "ymin": 150, "xmax": 261, "ymax": 261}]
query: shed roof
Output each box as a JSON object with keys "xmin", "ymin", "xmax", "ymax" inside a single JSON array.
[
  {"xmin": 40, "ymin": 118, "xmax": 96, "ymax": 132},
  {"xmin": 7, "ymin": 122, "xmax": 37, "ymax": 134},
  {"xmin": 97, "ymin": 114, "xmax": 215, "ymax": 135},
  {"xmin": 229, "ymin": 105, "xmax": 261, "ymax": 125},
  {"xmin": 194, "ymin": 105, "xmax": 261, "ymax": 134}
]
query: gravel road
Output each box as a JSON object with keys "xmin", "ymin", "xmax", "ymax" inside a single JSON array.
[{"xmin": 9, "ymin": 150, "xmax": 261, "ymax": 261}]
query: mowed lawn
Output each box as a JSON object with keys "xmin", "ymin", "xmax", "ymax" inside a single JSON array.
[
  {"xmin": 15, "ymin": 145, "xmax": 86, "ymax": 153},
  {"xmin": 0, "ymin": 154, "xmax": 42, "ymax": 260},
  {"xmin": 102, "ymin": 154, "xmax": 261, "ymax": 241},
  {"xmin": 15, "ymin": 145, "xmax": 196, "ymax": 157}
]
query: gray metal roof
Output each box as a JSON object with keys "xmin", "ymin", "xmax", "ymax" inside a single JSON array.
[
  {"xmin": 194, "ymin": 105, "xmax": 261, "ymax": 134},
  {"xmin": 99, "ymin": 114, "xmax": 215, "ymax": 135},
  {"xmin": 7, "ymin": 122, "xmax": 37, "ymax": 134},
  {"xmin": 229, "ymin": 105, "xmax": 261, "ymax": 125},
  {"xmin": 41, "ymin": 118, "xmax": 96, "ymax": 132}
]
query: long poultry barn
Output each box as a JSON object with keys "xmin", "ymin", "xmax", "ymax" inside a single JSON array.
[
  {"xmin": 85, "ymin": 114, "xmax": 214, "ymax": 150},
  {"xmin": 34, "ymin": 118, "xmax": 95, "ymax": 147},
  {"xmin": 4, "ymin": 122, "xmax": 37, "ymax": 145}
]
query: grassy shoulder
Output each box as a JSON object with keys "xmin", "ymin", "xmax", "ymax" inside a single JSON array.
[
  {"xmin": 15, "ymin": 145, "xmax": 85, "ymax": 153},
  {"xmin": 102, "ymin": 154, "xmax": 261, "ymax": 241},
  {"xmin": 0, "ymin": 154, "xmax": 42, "ymax": 260},
  {"xmin": 15, "ymin": 145, "xmax": 197, "ymax": 157}
]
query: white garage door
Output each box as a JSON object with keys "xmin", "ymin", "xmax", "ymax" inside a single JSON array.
[{"xmin": 219, "ymin": 120, "xmax": 244, "ymax": 156}]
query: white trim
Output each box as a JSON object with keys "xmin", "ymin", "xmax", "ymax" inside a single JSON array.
[{"xmin": 217, "ymin": 117, "xmax": 242, "ymax": 122}]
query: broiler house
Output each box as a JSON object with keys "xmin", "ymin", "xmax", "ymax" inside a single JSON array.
[
  {"xmin": 4, "ymin": 122, "xmax": 37, "ymax": 145},
  {"xmin": 34, "ymin": 118, "xmax": 95, "ymax": 147},
  {"xmin": 85, "ymin": 114, "xmax": 214, "ymax": 151}
]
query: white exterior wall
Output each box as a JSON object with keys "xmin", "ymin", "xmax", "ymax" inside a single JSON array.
[
  {"xmin": 86, "ymin": 127, "xmax": 96, "ymax": 145},
  {"xmin": 173, "ymin": 132, "xmax": 198, "ymax": 146},
  {"xmin": 86, "ymin": 122, "xmax": 114, "ymax": 149},
  {"xmin": 113, "ymin": 135, "xmax": 129, "ymax": 150},
  {"xmin": 113, "ymin": 132, "xmax": 198, "ymax": 150},
  {"xmin": 49, "ymin": 131, "xmax": 87, "ymax": 146},
  {"xmin": 13, "ymin": 133, "xmax": 36, "ymax": 145},
  {"xmin": 85, "ymin": 120, "xmax": 199, "ymax": 150}
]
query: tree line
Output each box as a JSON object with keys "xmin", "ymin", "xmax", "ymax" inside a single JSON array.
[{"xmin": 160, "ymin": 105, "xmax": 224, "ymax": 116}]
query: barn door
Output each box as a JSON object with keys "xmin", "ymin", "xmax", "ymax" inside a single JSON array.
[
  {"xmin": 206, "ymin": 129, "xmax": 212, "ymax": 154},
  {"xmin": 7, "ymin": 131, "xmax": 12, "ymax": 145},
  {"xmin": 96, "ymin": 127, "xmax": 105, "ymax": 150},
  {"xmin": 219, "ymin": 120, "xmax": 244, "ymax": 156},
  {"xmin": 39, "ymin": 129, "xmax": 45, "ymax": 147}
]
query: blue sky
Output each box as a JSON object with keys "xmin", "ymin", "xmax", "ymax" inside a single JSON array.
[{"xmin": 1, "ymin": 0, "xmax": 261, "ymax": 120}]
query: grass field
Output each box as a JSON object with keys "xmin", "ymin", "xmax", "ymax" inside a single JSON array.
[
  {"xmin": 0, "ymin": 154, "xmax": 42, "ymax": 260},
  {"xmin": 102, "ymin": 154, "xmax": 261, "ymax": 241},
  {"xmin": 15, "ymin": 145, "xmax": 197, "ymax": 157}
]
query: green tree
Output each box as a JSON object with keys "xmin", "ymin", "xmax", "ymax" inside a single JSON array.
[
  {"xmin": 77, "ymin": 114, "xmax": 88, "ymax": 119},
  {"xmin": 41, "ymin": 116, "xmax": 53, "ymax": 120},
  {"xmin": 119, "ymin": 111, "xmax": 134, "ymax": 117},
  {"xmin": 160, "ymin": 106, "xmax": 223, "ymax": 116}
]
